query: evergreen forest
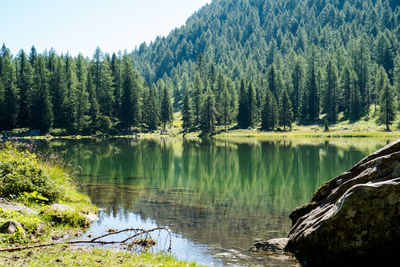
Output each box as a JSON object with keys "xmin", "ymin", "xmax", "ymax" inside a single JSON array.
[{"xmin": 1, "ymin": 0, "xmax": 400, "ymax": 135}]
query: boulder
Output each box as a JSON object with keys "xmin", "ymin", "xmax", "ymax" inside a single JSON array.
[
  {"xmin": 254, "ymin": 139, "xmax": 400, "ymax": 266},
  {"xmin": 0, "ymin": 220, "xmax": 22, "ymax": 234},
  {"xmin": 0, "ymin": 198, "xmax": 37, "ymax": 215}
]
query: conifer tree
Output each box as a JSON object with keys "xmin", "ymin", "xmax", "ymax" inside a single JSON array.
[
  {"xmin": 340, "ymin": 64, "xmax": 352, "ymax": 117},
  {"xmin": 220, "ymin": 78, "xmax": 232, "ymax": 131},
  {"xmin": 144, "ymin": 85, "xmax": 159, "ymax": 131},
  {"xmin": 120, "ymin": 56, "xmax": 135, "ymax": 128},
  {"xmin": 99, "ymin": 59, "xmax": 114, "ymax": 118},
  {"xmin": 237, "ymin": 79, "xmax": 249, "ymax": 128},
  {"xmin": 350, "ymin": 71, "xmax": 361, "ymax": 121},
  {"xmin": 160, "ymin": 86, "xmax": 173, "ymax": 130},
  {"xmin": 131, "ymin": 70, "xmax": 142, "ymax": 127},
  {"xmin": 16, "ymin": 50, "xmax": 33, "ymax": 127},
  {"xmin": 247, "ymin": 82, "xmax": 257, "ymax": 127},
  {"xmin": 267, "ymin": 64, "xmax": 279, "ymax": 101},
  {"xmin": 181, "ymin": 90, "xmax": 193, "ymax": 131},
  {"xmin": 261, "ymin": 89, "xmax": 278, "ymax": 131},
  {"xmin": 324, "ymin": 59, "xmax": 338, "ymax": 123},
  {"xmin": 307, "ymin": 46, "xmax": 319, "ymax": 122},
  {"xmin": 64, "ymin": 54, "xmax": 78, "ymax": 131},
  {"xmin": 279, "ymin": 88, "xmax": 293, "ymax": 131},
  {"xmin": 200, "ymin": 86, "xmax": 216, "ymax": 135},
  {"xmin": 31, "ymin": 56, "xmax": 53, "ymax": 132},
  {"xmin": 378, "ymin": 68, "xmax": 396, "ymax": 130},
  {"xmin": 87, "ymin": 69, "xmax": 99, "ymax": 132},
  {"xmin": 111, "ymin": 53, "xmax": 122, "ymax": 121},
  {"xmin": 28, "ymin": 46, "xmax": 37, "ymax": 66},
  {"xmin": 51, "ymin": 57, "xmax": 67, "ymax": 127},
  {"xmin": 193, "ymin": 72, "xmax": 203, "ymax": 126},
  {"xmin": 0, "ymin": 48, "xmax": 19, "ymax": 130},
  {"xmin": 291, "ymin": 56, "xmax": 303, "ymax": 120},
  {"xmin": 75, "ymin": 54, "xmax": 90, "ymax": 133}
]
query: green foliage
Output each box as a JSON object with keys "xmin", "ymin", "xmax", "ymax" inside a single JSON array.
[
  {"xmin": 41, "ymin": 208, "xmax": 89, "ymax": 227},
  {"xmin": 379, "ymin": 72, "xmax": 396, "ymax": 130},
  {"xmin": 279, "ymin": 88, "xmax": 293, "ymax": 131},
  {"xmin": 261, "ymin": 89, "xmax": 278, "ymax": 131},
  {"xmin": 0, "ymin": 143, "xmax": 63, "ymax": 201},
  {"xmin": 181, "ymin": 90, "xmax": 193, "ymax": 130},
  {"xmin": 200, "ymin": 87, "xmax": 216, "ymax": 135},
  {"xmin": 98, "ymin": 115, "xmax": 112, "ymax": 134},
  {"xmin": 160, "ymin": 85, "xmax": 173, "ymax": 129}
]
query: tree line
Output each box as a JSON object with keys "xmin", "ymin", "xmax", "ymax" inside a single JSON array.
[{"xmin": 0, "ymin": 45, "xmax": 174, "ymax": 134}]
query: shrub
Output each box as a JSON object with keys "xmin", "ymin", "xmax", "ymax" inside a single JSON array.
[
  {"xmin": 0, "ymin": 143, "xmax": 64, "ymax": 202},
  {"xmin": 41, "ymin": 208, "xmax": 89, "ymax": 227}
]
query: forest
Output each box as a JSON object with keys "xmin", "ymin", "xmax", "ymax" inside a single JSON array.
[{"xmin": 1, "ymin": 0, "xmax": 400, "ymax": 135}]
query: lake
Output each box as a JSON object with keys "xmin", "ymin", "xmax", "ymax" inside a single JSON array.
[{"xmin": 36, "ymin": 137, "xmax": 391, "ymax": 266}]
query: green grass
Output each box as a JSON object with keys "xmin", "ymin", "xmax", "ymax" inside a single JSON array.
[{"xmin": 0, "ymin": 246, "xmax": 198, "ymax": 267}]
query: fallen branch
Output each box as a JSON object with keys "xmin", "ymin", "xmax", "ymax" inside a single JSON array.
[{"xmin": 0, "ymin": 226, "xmax": 172, "ymax": 253}]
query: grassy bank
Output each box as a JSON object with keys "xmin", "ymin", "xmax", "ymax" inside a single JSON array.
[{"xmin": 0, "ymin": 143, "xmax": 196, "ymax": 266}]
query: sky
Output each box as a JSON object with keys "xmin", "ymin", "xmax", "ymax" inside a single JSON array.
[{"xmin": 0, "ymin": 0, "xmax": 211, "ymax": 57}]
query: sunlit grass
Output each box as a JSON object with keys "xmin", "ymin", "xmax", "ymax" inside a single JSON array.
[{"xmin": 0, "ymin": 246, "xmax": 199, "ymax": 267}]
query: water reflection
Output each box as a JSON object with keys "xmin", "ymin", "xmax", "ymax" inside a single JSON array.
[{"xmin": 38, "ymin": 138, "xmax": 388, "ymax": 266}]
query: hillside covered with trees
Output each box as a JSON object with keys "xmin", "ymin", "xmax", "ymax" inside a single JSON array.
[{"xmin": 1, "ymin": 0, "xmax": 400, "ymax": 135}]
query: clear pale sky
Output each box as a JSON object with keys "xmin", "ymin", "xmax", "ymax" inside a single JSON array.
[{"xmin": 0, "ymin": 0, "xmax": 211, "ymax": 57}]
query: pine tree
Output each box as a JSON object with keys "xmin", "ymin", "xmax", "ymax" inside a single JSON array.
[
  {"xmin": 120, "ymin": 56, "xmax": 135, "ymax": 128},
  {"xmin": 193, "ymin": 72, "xmax": 203, "ymax": 126},
  {"xmin": 28, "ymin": 46, "xmax": 37, "ymax": 66},
  {"xmin": 0, "ymin": 47, "xmax": 19, "ymax": 130},
  {"xmin": 350, "ymin": 71, "xmax": 361, "ymax": 121},
  {"xmin": 144, "ymin": 85, "xmax": 159, "ymax": 131},
  {"xmin": 64, "ymin": 54, "xmax": 78, "ymax": 132},
  {"xmin": 378, "ymin": 68, "xmax": 396, "ymax": 130},
  {"xmin": 160, "ymin": 86, "xmax": 173, "ymax": 130},
  {"xmin": 99, "ymin": 59, "xmax": 114, "ymax": 118},
  {"xmin": 200, "ymin": 86, "xmax": 216, "ymax": 135},
  {"xmin": 111, "ymin": 53, "xmax": 122, "ymax": 121},
  {"xmin": 16, "ymin": 50, "xmax": 33, "ymax": 127},
  {"xmin": 291, "ymin": 56, "xmax": 304, "ymax": 120},
  {"xmin": 279, "ymin": 88, "xmax": 293, "ymax": 131},
  {"xmin": 237, "ymin": 79, "xmax": 249, "ymax": 128},
  {"xmin": 131, "ymin": 70, "xmax": 142, "ymax": 127},
  {"xmin": 75, "ymin": 54, "xmax": 90, "ymax": 133},
  {"xmin": 340, "ymin": 63, "xmax": 352, "ymax": 117},
  {"xmin": 267, "ymin": 64, "xmax": 279, "ymax": 101},
  {"xmin": 31, "ymin": 56, "xmax": 53, "ymax": 133},
  {"xmin": 181, "ymin": 90, "xmax": 193, "ymax": 131},
  {"xmin": 247, "ymin": 82, "xmax": 257, "ymax": 128},
  {"xmin": 220, "ymin": 78, "xmax": 232, "ymax": 131},
  {"xmin": 87, "ymin": 69, "xmax": 99, "ymax": 132},
  {"xmin": 51, "ymin": 57, "xmax": 67, "ymax": 127},
  {"xmin": 324, "ymin": 59, "xmax": 338, "ymax": 123},
  {"xmin": 307, "ymin": 46, "xmax": 319, "ymax": 122},
  {"xmin": 261, "ymin": 89, "xmax": 278, "ymax": 131}
]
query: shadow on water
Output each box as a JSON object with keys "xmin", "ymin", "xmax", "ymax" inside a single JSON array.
[{"xmin": 37, "ymin": 138, "xmax": 389, "ymax": 266}]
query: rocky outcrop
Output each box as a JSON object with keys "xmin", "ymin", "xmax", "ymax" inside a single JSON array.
[{"xmin": 254, "ymin": 139, "xmax": 400, "ymax": 266}]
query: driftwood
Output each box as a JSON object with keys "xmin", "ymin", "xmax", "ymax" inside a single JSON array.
[{"xmin": 0, "ymin": 227, "xmax": 172, "ymax": 253}]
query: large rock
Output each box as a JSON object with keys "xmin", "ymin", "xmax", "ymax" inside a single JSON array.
[
  {"xmin": 0, "ymin": 198, "xmax": 37, "ymax": 215},
  {"xmin": 254, "ymin": 139, "xmax": 400, "ymax": 265},
  {"xmin": 0, "ymin": 220, "xmax": 22, "ymax": 234},
  {"xmin": 286, "ymin": 139, "xmax": 400, "ymax": 265}
]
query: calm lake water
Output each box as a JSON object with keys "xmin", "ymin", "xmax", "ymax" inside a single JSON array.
[{"xmin": 37, "ymin": 138, "xmax": 390, "ymax": 266}]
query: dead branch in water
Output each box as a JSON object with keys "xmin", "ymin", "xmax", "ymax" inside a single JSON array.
[{"xmin": 0, "ymin": 227, "xmax": 172, "ymax": 253}]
